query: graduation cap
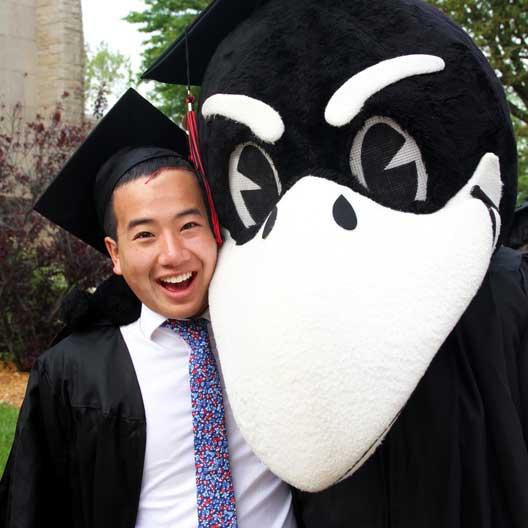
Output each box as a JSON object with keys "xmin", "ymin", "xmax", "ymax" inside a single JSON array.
[
  {"xmin": 34, "ymin": 88, "xmax": 189, "ymax": 255},
  {"xmin": 142, "ymin": 0, "xmax": 268, "ymax": 85}
]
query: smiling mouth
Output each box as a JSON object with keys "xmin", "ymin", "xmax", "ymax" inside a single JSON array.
[{"xmin": 158, "ymin": 272, "xmax": 196, "ymax": 292}]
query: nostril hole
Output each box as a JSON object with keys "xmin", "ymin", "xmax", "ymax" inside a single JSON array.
[
  {"xmin": 333, "ymin": 195, "xmax": 357, "ymax": 230},
  {"xmin": 262, "ymin": 206, "xmax": 278, "ymax": 239}
]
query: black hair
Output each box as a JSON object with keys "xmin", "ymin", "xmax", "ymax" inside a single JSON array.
[{"xmin": 103, "ymin": 156, "xmax": 204, "ymax": 240}]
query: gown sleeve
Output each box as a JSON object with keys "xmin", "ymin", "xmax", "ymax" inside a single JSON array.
[{"xmin": 0, "ymin": 356, "xmax": 71, "ymax": 528}]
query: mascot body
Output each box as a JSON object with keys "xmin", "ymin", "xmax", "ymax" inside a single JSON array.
[{"xmin": 144, "ymin": 1, "xmax": 528, "ymax": 525}]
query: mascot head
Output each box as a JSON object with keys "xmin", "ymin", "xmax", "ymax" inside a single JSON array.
[{"xmin": 144, "ymin": 0, "xmax": 517, "ymax": 491}]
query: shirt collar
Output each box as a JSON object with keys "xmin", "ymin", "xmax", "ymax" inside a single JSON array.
[
  {"xmin": 139, "ymin": 304, "xmax": 211, "ymax": 341},
  {"xmin": 139, "ymin": 304, "xmax": 167, "ymax": 341}
]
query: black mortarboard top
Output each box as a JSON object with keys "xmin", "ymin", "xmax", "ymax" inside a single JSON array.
[
  {"xmin": 34, "ymin": 88, "xmax": 189, "ymax": 255},
  {"xmin": 142, "ymin": 0, "xmax": 267, "ymax": 85}
]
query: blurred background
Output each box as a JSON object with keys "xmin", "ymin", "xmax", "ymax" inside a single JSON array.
[{"xmin": 0, "ymin": 0, "xmax": 527, "ymax": 471}]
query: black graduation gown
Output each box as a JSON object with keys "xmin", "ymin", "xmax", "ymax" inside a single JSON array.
[
  {"xmin": 0, "ymin": 323, "xmax": 147, "ymax": 528},
  {"xmin": 0, "ymin": 277, "xmax": 307, "ymax": 528},
  {"xmin": 294, "ymin": 247, "xmax": 528, "ymax": 527},
  {"xmin": 2, "ymin": 248, "xmax": 526, "ymax": 527}
]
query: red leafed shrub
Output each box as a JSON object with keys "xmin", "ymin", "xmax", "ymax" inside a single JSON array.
[{"xmin": 0, "ymin": 98, "xmax": 111, "ymax": 370}]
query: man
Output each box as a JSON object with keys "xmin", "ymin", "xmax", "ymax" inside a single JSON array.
[{"xmin": 0, "ymin": 89, "xmax": 297, "ymax": 528}]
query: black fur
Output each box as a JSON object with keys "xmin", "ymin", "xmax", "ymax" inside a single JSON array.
[
  {"xmin": 198, "ymin": 0, "xmax": 517, "ymax": 244},
  {"xmin": 58, "ymin": 275, "xmax": 141, "ymax": 338}
]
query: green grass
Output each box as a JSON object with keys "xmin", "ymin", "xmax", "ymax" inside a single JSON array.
[{"xmin": 0, "ymin": 404, "xmax": 19, "ymax": 475}]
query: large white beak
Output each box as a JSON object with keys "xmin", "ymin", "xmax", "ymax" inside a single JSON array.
[{"xmin": 210, "ymin": 153, "xmax": 501, "ymax": 492}]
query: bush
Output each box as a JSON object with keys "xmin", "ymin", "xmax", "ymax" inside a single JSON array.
[{"xmin": 0, "ymin": 96, "xmax": 111, "ymax": 370}]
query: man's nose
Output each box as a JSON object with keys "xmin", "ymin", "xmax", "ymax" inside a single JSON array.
[{"xmin": 158, "ymin": 234, "xmax": 191, "ymax": 266}]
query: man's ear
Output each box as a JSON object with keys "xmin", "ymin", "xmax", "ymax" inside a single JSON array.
[{"xmin": 104, "ymin": 236, "xmax": 122, "ymax": 275}]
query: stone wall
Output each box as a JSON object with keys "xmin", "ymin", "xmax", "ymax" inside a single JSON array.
[
  {"xmin": 36, "ymin": 0, "xmax": 84, "ymax": 122},
  {"xmin": 0, "ymin": 0, "xmax": 39, "ymax": 119},
  {"xmin": 0, "ymin": 0, "xmax": 84, "ymax": 123}
]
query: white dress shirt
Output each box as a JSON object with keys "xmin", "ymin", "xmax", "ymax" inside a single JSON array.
[{"xmin": 120, "ymin": 304, "xmax": 297, "ymax": 528}]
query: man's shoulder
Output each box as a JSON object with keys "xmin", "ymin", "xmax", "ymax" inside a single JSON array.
[
  {"xmin": 36, "ymin": 323, "xmax": 145, "ymax": 418},
  {"xmin": 38, "ymin": 325, "xmax": 126, "ymax": 381},
  {"xmin": 37, "ymin": 274, "xmax": 142, "ymax": 379}
]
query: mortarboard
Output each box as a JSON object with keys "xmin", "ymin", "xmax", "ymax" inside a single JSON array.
[
  {"xmin": 34, "ymin": 88, "xmax": 189, "ymax": 255},
  {"xmin": 142, "ymin": 0, "xmax": 267, "ymax": 85}
]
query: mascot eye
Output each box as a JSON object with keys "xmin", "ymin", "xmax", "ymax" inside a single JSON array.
[
  {"xmin": 229, "ymin": 142, "xmax": 282, "ymax": 229},
  {"xmin": 349, "ymin": 116, "xmax": 428, "ymax": 207}
]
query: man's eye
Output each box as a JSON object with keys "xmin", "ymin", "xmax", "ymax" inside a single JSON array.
[
  {"xmin": 133, "ymin": 231, "xmax": 153, "ymax": 240},
  {"xmin": 182, "ymin": 222, "xmax": 199, "ymax": 231}
]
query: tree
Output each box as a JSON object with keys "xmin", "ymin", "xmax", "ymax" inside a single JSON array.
[
  {"xmin": 0, "ymin": 98, "xmax": 111, "ymax": 370},
  {"xmin": 125, "ymin": 0, "xmax": 209, "ymax": 122},
  {"xmin": 84, "ymin": 42, "xmax": 135, "ymax": 118},
  {"xmin": 429, "ymin": 0, "xmax": 528, "ymax": 203}
]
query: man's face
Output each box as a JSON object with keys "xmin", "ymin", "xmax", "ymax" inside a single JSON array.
[{"xmin": 104, "ymin": 168, "xmax": 218, "ymax": 319}]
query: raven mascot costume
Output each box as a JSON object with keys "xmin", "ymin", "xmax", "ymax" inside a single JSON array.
[{"xmin": 143, "ymin": 0, "xmax": 528, "ymax": 525}]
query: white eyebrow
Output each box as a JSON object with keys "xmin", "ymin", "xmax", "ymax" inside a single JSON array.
[
  {"xmin": 325, "ymin": 54, "xmax": 445, "ymax": 127},
  {"xmin": 202, "ymin": 94, "xmax": 285, "ymax": 144}
]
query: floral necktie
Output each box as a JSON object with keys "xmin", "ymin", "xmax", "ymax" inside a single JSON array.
[{"xmin": 163, "ymin": 318, "xmax": 238, "ymax": 528}]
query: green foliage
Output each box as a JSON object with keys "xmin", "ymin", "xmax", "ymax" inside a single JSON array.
[
  {"xmin": 84, "ymin": 42, "xmax": 135, "ymax": 117},
  {"xmin": 428, "ymin": 0, "xmax": 528, "ymax": 202},
  {"xmin": 125, "ymin": 0, "xmax": 210, "ymax": 121},
  {"xmin": 0, "ymin": 404, "xmax": 18, "ymax": 475}
]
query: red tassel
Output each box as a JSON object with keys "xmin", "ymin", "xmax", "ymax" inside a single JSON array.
[{"xmin": 185, "ymin": 92, "xmax": 223, "ymax": 246}]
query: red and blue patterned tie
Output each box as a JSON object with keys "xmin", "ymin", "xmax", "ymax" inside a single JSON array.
[{"xmin": 163, "ymin": 318, "xmax": 238, "ymax": 528}]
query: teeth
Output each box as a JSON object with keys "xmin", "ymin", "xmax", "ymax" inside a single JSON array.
[{"xmin": 161, "ymin": 272, "xmax": 193, "ymax": 284}]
